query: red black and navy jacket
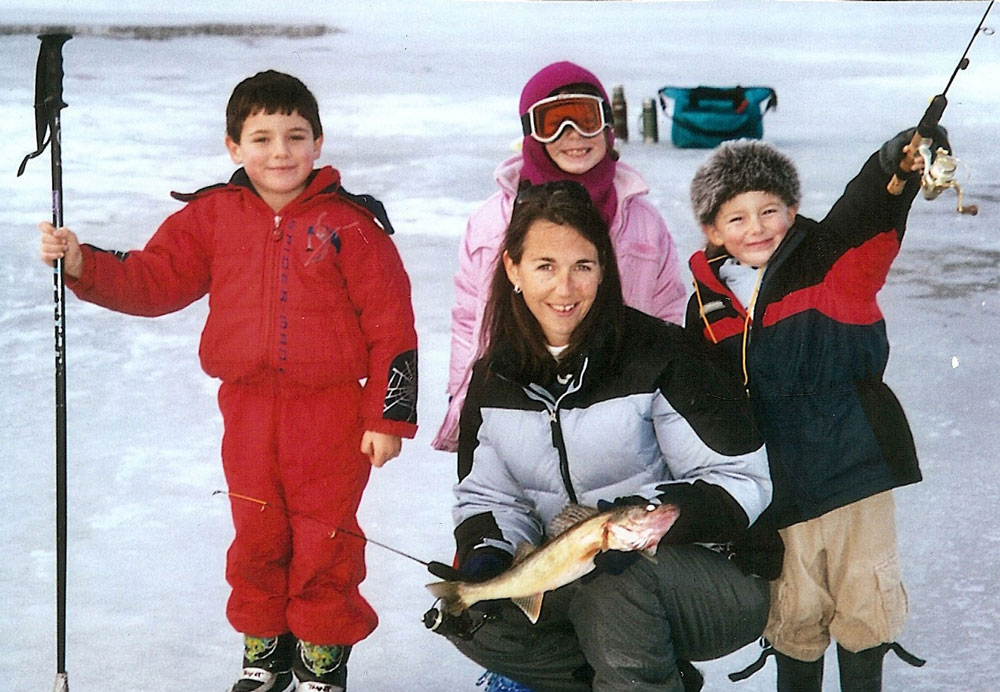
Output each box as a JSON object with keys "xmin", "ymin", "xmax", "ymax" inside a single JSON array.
[{"xmin": 685, "ymin": 151, "xmax": 922, "ymax": 529}]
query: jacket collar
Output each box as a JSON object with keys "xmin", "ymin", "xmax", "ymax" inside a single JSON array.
[
  {"xmin": 489, "ymin": 306, "xmax": 622, "ymax": 394},
  {"xmin": 171, "ymin": 165, "xmax": 342, "ymax": 207}
]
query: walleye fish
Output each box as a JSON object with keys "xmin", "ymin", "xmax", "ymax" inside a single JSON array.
[{"xmin": 426, "ymin": 502, "xmax": 680, "ymax": 624}]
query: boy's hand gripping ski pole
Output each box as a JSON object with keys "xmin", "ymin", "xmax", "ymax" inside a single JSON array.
[
  {"xmin": 17, "ymin": 32, "xmax": 73, "ymax": 692},
  {"xmin": 887, "ymin": 0, "xmax": 994, "ymax": 216}
]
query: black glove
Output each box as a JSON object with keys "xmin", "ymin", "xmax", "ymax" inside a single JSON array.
[
  {"xmin": 461, "ymin": 547, "xmax": 513, "ymax": 582},
  {"xmin": 589, "ymin": 496, "xmax": 649, "ymax": 576},
  {"xmin": 427, "ymin": 546, "xmax": 512, "ymax": 583},
  {"xmin": 878, "ymin": 125, "xmax": 951, "ymax": 176}
]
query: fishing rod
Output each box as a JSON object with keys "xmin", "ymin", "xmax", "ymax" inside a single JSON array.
[
  {"xmin": 887, "ymin": 0, "xmax": 994, "ymax": 215},
  {"xmin": 17, "ymin": 31, "xmax": 73, "ymax": 692},
  {"xmin": 217, "ymin": 491, "xmax": 453, "ymax": 573}
]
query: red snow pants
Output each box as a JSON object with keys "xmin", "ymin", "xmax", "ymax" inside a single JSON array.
[{"xmin": 218, "ymin": 378, "xmax": 378, "ymax": 645}]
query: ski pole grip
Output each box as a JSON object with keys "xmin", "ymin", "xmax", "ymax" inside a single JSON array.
[
  {"xmin": 37, "ymin": 33, "xmax": 71, "ymax": 112},
  {"xmin": 17, "ymin": 33, "xmax": 72, "ymax": 177}
]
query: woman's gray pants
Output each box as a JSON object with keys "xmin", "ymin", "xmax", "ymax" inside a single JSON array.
[{"xmin": 446, "ymin": 544, "xmax": 770, "ymax": 692}]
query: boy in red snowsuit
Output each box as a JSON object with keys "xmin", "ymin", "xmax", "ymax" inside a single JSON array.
[{"xmin": 39, "ymin": 70, "xmax": 418, "ymax": 692}]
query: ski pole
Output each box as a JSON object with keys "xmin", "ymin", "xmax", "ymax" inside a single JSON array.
[
  {"xmin": 17, "ymin": 31, "xmax": 73, "ymax": 692},
  {"xmin": 887, "ymin": 0, "xmax": 994, "ymax": 211}
]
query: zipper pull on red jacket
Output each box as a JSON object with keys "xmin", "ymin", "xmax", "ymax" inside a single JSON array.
[{"xmin": 271, "ymin": 215, "xmax": 282, "ymax": 240}]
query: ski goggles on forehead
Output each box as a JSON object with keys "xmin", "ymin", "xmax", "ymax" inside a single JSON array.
[{"xmin": 521, "ymin": 94, "xmax": 612, "ymax": 144}]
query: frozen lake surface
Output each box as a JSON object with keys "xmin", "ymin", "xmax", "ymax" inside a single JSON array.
[{"xmin": 1, "ymin": 2, "xmax": 998, "ymax": 690}]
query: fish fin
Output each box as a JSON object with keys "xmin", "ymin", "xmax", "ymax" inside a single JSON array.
[
  {"xmin": 548, "ymin": 503, "xmax": 599, "ymax": 538},
  {"xmin": 425, "ymin": 580, "xmax": 467, "ymax": 616},
  {"xmin": 640, "ymin": 547, "xmax": 659, "ymax": 564},
  {"xmin": 513, "ymin": 541, "xmax": 538, "ymax": 564},
  {"xmin": 511, "ymin": 593, "xmax": 545, "ymax": 624}
]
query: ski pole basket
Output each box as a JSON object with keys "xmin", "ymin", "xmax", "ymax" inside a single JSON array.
[{"xmin": 658, "ymin": 85, "xmax": 777, "ymax": 148}]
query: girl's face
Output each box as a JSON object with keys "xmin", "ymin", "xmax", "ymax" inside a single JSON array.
[
  {"xmin": 543, "ymin": 127, "xmax": 609, "ymax": 175},
  {"xmin": 503, "ymin": 219, "xmax": 602, "ymax": 347},
  {"xmin": 703, "ymin": 190, "xmax": 798, "ymax": 267}
]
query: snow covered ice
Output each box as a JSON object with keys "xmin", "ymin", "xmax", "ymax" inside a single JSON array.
[{"xmin": 2, "ymin": 1, "xmax": 999, "ymax": 690}]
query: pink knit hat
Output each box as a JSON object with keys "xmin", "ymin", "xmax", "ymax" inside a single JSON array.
[{"xmin": 518, "ymin": 61, "xmax": 617, "ymax": 225}]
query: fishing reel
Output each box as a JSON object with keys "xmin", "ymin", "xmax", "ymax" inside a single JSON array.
[
  {"xmin": 917, "ymin": 139, "xmax": 978, "ymax": 215},
  {"xmin": 422, "ymin": 599, "xmax": 490, "ymax": 640}
]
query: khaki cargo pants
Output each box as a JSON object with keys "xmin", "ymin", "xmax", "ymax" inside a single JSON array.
[{"xmin": 764, "ymin": 491, "xmax": 908, "ymax": 661}]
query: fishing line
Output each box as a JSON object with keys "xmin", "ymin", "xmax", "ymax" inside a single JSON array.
[
  {"xmin": 213, "ymin": 490, "xmax": 437, "ymax": 568},
  {"xmin": 941, "ymin": 0, "xmax": 994, "ymax": 97}
]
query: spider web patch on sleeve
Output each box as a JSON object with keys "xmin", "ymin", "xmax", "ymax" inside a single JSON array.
[{"xmin": 384, "ymin": 349, "xmax": 417, "ymax": 424}]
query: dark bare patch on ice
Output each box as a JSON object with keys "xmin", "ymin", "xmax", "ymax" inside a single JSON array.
[
  {"xmin": 890, "ymin": 245, "xmax": 1000, "ymax": 300},
  {"xmin": 0, "ymin": 24, "xmax": 340, "ymax": 40}
]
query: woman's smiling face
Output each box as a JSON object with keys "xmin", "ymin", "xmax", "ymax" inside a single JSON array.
[{"xmin": 503, "ymin": 219, "xmax": 602, "ymax": 347}]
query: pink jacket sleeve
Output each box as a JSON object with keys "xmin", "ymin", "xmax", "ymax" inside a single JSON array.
[{"xmin": 432, "ymin": 193, "xmax": 509, "ymax": 452}]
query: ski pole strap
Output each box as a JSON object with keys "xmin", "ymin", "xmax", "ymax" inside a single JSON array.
[{"xmin": 727, "ymin": 641, "xmax": 775, "ymax": 682}]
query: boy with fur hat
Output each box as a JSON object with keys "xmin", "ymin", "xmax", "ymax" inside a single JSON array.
[
  {"xmin": 39, "ymin": 70, "xmax": 418, "ymax": 692},
  {"xmin": 685, "ymin": 132, "xmax": 942, "ymax": 692}
]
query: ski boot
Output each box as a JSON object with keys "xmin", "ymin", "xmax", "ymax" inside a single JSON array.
[
  {"xmin": 231, "ymin": 633, "xmax": 295, "ymax": 692},
  {"xmin": 293, "ymin": 640, "xmax": 351, "ymax": 692}
]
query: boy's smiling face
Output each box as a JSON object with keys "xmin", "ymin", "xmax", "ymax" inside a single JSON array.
[
  {"xmin": 703, "ymin": 190, "xmax": 798, "ymax": 267},
  {"xmin": 225, "ymin": 109, "xmax": 323, "ymax": 212}
]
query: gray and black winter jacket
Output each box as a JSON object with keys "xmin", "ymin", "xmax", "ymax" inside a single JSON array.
[{"xmin": 453, "ymin": 308, "xmax": 781, "ymax": 578}]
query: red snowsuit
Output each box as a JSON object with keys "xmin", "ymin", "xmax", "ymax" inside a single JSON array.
[{"xmin": 67, "ymin": 166, "xmax": 418, "ymax": 644}]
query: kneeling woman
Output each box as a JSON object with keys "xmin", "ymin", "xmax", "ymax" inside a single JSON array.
[{"xmin": 433, "ymin": 181, "xmax": 781, "ymax": 692}]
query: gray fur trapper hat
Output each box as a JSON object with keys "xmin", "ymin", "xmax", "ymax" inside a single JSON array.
[{"xmin": 690, "ymin": 139, "xmax": 801, "ymax": 226}]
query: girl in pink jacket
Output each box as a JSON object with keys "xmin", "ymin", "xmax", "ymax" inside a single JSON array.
[{"xmin": 432, "ymin": 61, "xmax": 687, "ymax": 452}]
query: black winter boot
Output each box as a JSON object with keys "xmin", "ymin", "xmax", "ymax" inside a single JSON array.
[
  {"xmin": 837, "ymin": 644, "xmax": 886, "ymax": 692},
  {"xmin": 775, "ymin": 651, "xmax": 824, "ymax": 692},
  {"xmin": 231, "ymin": 632, "xmax": 295, "ymax": 692},
  {"xmin": 293, "ymin": 640, "xmax": 352, "ymax": 692}
]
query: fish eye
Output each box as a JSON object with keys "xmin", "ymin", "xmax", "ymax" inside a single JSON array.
[{"xmin": 645, "ymin": 504, "xmax": 656, "ymax": 512}]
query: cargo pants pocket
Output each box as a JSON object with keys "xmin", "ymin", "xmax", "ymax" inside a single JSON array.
[{"xmin": 873, "ymin": 554, "xmax": 909, "ymax": 643}]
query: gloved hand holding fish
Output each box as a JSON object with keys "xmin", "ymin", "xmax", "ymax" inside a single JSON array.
[{"xmin": 425, "ymin": 501, "xmax": 680, "ymax": 624}]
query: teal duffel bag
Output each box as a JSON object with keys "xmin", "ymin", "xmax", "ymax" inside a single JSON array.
[{"xmin": 658, "ymin": 86, "xmax": 777, "ymax": 149}]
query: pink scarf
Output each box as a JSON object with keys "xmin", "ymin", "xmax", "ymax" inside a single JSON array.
[{"xmin": 518, "ymin": 61, "xmax": 618, "ymax": 225}]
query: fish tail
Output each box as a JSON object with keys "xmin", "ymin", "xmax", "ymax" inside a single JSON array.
[{"xmin": 425, "ymin": 580, "xmax": 468, "ymax": 615}]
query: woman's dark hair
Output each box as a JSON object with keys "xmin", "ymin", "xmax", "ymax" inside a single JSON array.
[{"xmin": 481, "ymin": 180, "xmax": 625, "ymax": 384}]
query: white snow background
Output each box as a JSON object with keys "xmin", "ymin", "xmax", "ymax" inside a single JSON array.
[{"xmin": 1, "ymin": 1, "xmax": 999, "ymax": 690}]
